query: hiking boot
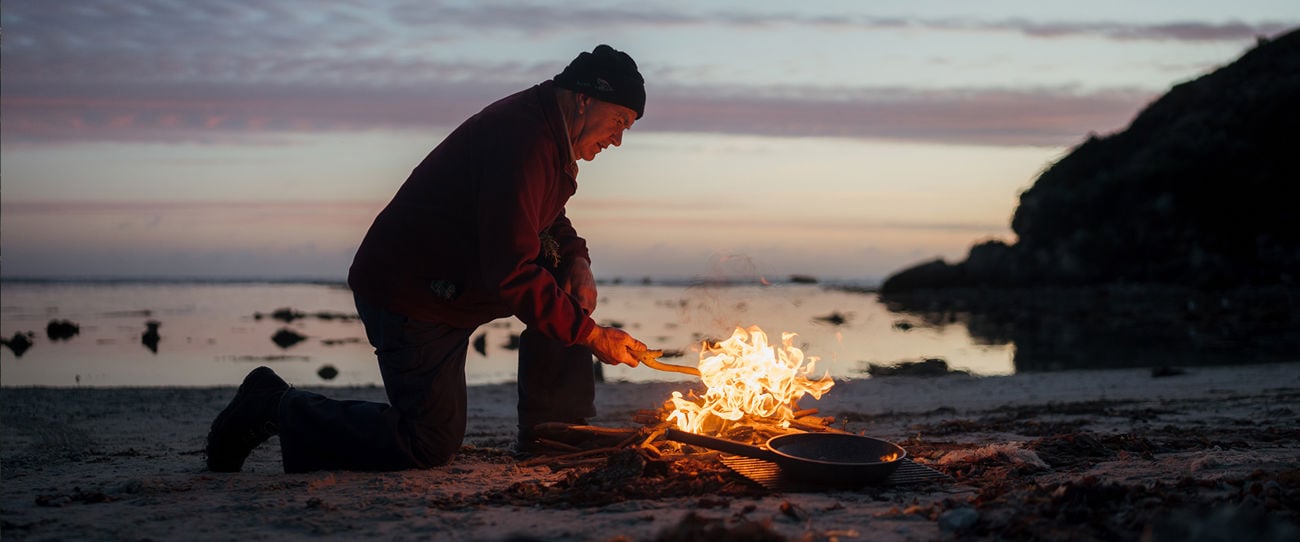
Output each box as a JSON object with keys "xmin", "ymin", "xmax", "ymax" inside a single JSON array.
[
  {"xmin": 517, "ymin": 424, "xmax": 544, "ymax": 454},
  {"xmin": 517, "ymin": 419, "xmax": 631, "ymax": 454},
  {"xmin": 206, "ymin": 366, "xmax": 290, "ymax": 472},
  {"xmin": 518, "ymin": 421, "xmax": 580, "ymax": 454}
]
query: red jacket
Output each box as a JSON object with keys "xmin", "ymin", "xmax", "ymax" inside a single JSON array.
[{"xmin": 348, "ymin": 81, "xmax": 595, "ymax": 345}]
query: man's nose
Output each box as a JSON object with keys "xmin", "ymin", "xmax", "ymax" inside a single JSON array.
[{"xmin": 611, "ymin": 131, "xmax": 623, "ymax": 147}]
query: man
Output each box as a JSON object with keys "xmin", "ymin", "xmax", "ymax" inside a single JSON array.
[{"xmin": 206, "ymin": 45, "xmax": 651, "ymax": 473}]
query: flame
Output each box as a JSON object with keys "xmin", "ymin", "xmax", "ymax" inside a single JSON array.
[{"xmin": 666, "ymin": 325, "xmax": 834, "ymax": 434}]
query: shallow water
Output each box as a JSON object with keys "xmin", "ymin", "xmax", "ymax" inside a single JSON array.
[{"xmin": 0, "ymin": 281, "xmax": 1013, "ymax": 387}]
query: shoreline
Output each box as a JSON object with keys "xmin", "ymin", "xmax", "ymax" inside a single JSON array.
[{"xmin": 3, "ymin": 359, "xmax": 1296, "ymax": 402}]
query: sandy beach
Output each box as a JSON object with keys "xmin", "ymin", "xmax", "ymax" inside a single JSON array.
[{"xmin": 3, "ymin": 363, "xmax": 1298, "ymax": 541}]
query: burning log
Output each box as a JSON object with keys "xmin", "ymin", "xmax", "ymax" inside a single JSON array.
[{"xmin": 792, "ymin": 407, "xmax": 819, "ymax": 418}]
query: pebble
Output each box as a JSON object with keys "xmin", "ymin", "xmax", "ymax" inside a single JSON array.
[{"xmin": 938, "ymin": 507, "xmax": 979, "ymax": 531}]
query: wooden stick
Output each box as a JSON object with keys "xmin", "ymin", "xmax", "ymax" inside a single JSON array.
[
  {"xmin": 529, "ymin": 423, "xmax": 635, "ymax": 441},
  {"xmin": 517, "ymin": 445, "xmax": 623, "ymax": 467},
  {"xmin": 632, "ymin": 349, "xmax": 701, "ymax": 377},
  {"xmin": 565, "ymin": 425, "xmax": 638, "ymax": 437},
  {"xmin": 793, "ymin": 408, "xmax": 820, "ymax": 418},
  {"xmin": 639, "ymin": 444, "xmax": 664, "ymax": 459},
  {"xmin": 633, "ymin": 411, "xmax": 662, "ymax": 425},
  {"xmin": 531, "ymin": 422, "xmax": 578, "ymax": 434},
  {"xmin": 548, "ymin": 457, "xmax": 608, "ymax": 469},
  {"xmin": 615, "ymin": 430, "xmax": 645, "ymax": 449},
  {"xmin": 533, "ymin": 438, "xmax": 581, "ymax": 452},
  {"xmin": 788, "ymin": 419, "xmax": 854, "ymax": 434},
  {"xmin": 641, "ymin": 427, "xmax": 666, "ymax": 449}
]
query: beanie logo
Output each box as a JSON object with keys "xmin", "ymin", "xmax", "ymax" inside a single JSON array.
[{"xmin": 594, "ymin": 77, "xmax": 614, "ymax": 92}]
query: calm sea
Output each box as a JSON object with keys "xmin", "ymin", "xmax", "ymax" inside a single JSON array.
[{"xmin": 0, "ymin": 280, "xmax": 1013, "ymax": 387}]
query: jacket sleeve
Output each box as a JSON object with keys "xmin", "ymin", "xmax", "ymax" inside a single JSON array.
[
  {"xmin": 548, "ymin": 210, "xmax": 590, "ymax": 266},
  {"xmin": 474, "ymin": 133, "xmax": 595, "ymax": 345}
]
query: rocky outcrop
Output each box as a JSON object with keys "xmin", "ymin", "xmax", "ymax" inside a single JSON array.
[
  {"xmin": 883, "ymin": 28, "xmax": 1300, "ymax": 294},
  {"xmin": 46, "ymin": 320, "xmax": 80, "ymax": 341}
]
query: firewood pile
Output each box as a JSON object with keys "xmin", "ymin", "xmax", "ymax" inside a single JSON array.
[
  {"xmin": 518, "ymin": 403, "xmax": 844, "ymax": 471},
  {"xmin": 456, "ymin": 404, "xmax": 850, "ymax": 508}
]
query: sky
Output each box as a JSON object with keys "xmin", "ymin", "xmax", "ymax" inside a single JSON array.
[{"xmin": 2, "ymin": 1, "xmax": 1296, "ymax": 283}]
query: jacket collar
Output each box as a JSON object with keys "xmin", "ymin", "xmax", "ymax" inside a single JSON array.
[{"xmin": 536, "ymin": 80, "xmax": 580, "ymax": 179}]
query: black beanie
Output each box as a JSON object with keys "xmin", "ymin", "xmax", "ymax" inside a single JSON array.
[{"xmin": 554, "ymin": 44, "xmax": 646, "ymax": 119}]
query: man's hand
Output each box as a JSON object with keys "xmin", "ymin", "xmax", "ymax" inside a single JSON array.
[
  {"xmin": 561, "ymin": 258, "xmax": 598, "ymax": 314},
  {"xmin": 580, "ymin": 325, "xmax": 646, "ymax": 368}
]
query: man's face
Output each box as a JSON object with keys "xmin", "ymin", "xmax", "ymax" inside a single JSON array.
[{"xmin": 571, "ymin": 97, "xmax": 636, "ymax": 162}]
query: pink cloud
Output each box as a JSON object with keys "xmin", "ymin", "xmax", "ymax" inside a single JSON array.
[{"xmin": 0, "ymin": 80, "xmax": 1152, "ymax": 147}]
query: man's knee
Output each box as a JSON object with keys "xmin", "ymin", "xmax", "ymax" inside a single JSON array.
[
  {"xmin": 402, "ymin": 418, "xmax": 463, "ymax": 468},
  {"xmin": 410, "ymin": 435, "xmax": 459, "ymax": 467}
]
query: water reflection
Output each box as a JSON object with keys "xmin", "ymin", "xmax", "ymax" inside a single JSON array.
[
  {"xmin": 879, "ymin": 285, "xmax": 1300, "ymax": 372},
  {"xmin": 0, "ymin": 281, "xmax": 1019, "ymax": 387}
]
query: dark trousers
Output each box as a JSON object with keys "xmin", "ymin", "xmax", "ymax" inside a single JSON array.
[{"xmin": 276, "ymin": 295, "xmax": 595, "ymax": 472}]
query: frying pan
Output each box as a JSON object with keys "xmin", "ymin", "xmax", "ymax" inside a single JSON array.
[{"xmin": 665, "ymin": 427, "xmax": 906, "ymax": 488}]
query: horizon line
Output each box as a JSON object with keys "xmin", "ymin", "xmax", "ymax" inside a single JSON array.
[{"xmin": 0, "ymin": 274, "xmax": 884, "ymax": 289}]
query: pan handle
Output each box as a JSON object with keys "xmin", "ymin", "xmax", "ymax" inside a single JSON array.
[{"xmin": 664, "ymin": 428, "xmax": 781, "ymax": 462}]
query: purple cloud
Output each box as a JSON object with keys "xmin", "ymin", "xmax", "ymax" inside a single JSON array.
[
  {"xmin": 385, "ymin": 4, "xmax": 1290, "ymax": 42},
  {"xmin": 3, "ymin": 2, "xmax": 1290, "ymax": 147},
  {"xmin": 966, "ymin": 19, "xmax": 1296, "ymax": 42}
]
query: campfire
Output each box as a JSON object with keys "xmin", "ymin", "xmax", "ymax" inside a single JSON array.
[
  {"xmin": 664, "ymin": 325, "xmax": 835, "ymax": 438},
  {"xmin": 523, "ymin": 324, "xmax": 848, "ymax": 462},
  {"xmin": 519, "ymin": 324, "xmax": 919, "ymax": 494}
]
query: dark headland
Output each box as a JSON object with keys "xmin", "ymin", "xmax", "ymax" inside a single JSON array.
[{"xmin": 878, "ymin": 28, "xmax": 1300, "ymax": 372}]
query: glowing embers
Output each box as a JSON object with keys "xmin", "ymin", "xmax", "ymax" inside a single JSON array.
[{"xmin": 666, "ymin": 325, "xmax": 834, "ymax": 435}]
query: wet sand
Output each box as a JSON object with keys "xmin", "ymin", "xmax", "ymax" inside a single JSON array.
[{"xmin": 3, "ymin": 363, "xmax": 1298, "ymax": 541}]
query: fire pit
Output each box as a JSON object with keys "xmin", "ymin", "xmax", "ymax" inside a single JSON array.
[{"xmin": 523, "ymin": 325, "xmax": 946, "ymax": 490}]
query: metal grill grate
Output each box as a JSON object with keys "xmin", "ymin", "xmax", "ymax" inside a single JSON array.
[{"xmin": 720, "ymin": 456, "xmax": 952, "ymax": 492}]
